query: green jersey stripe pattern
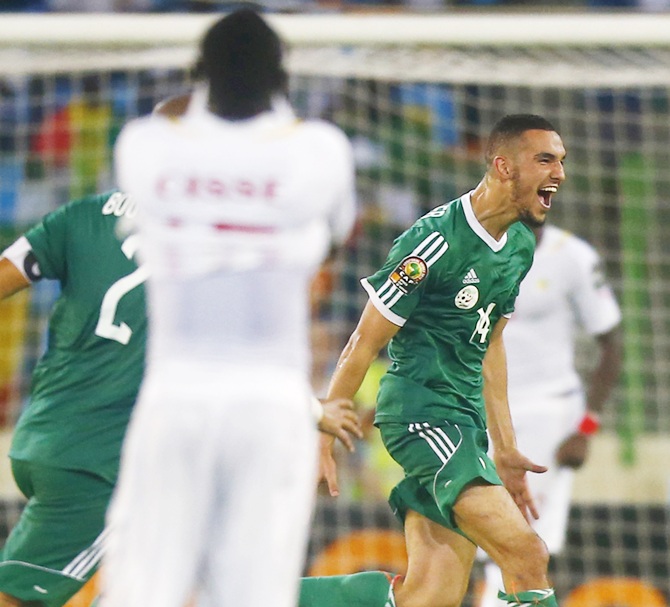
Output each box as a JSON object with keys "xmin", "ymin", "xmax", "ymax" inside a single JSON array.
[{"xmin": 366, "ymin": 193, "xmax": 535, "ymax": 430}]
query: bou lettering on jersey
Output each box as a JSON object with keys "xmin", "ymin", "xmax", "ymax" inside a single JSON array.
[{"xmin": 102, "ymin": 192, "xmax": 137, "ymax": 218}]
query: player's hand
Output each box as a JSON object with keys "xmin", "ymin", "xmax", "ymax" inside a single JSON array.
[
  {"xmin": 317, "ymin": 397, "xmax": 363, "ymax": 453},
  {"xmin": 317, "ymin": 433, "xmax": 341, "ymax": 497},
  {"xmin": 556, "ymin": 433, "xmax": 589, "ymax": 468},
  {"xmin": 494, "ymin": 448, "xmax": 547, "ymax": 522}
]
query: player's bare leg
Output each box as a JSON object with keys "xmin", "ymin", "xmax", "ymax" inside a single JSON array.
[
  {"xmin": 393, "ymin": 510, "xmax": 477, "ymax": 607},
  {"xmin": 299, "ymin": 493, "xmax": 557, "ymax": 607},
  {"xmin": 454, "ymin": 483, "xmax": 558, "ymax": 606}
]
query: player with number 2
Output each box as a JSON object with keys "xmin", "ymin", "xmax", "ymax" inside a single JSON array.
[{"xmin": 0, "ymin": 191, "xmax": 147, "ymax": 607}]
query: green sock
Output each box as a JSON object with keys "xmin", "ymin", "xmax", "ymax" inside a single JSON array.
[
  {"xmin": 498, "ymin": 588, "xmax": 559, "ymax": 606},
  {"xmin": 300, "ymin": 571, "xmax": 394, "ymax": 607}
]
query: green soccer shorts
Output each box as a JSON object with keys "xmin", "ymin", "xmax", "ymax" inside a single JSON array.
[
  {"xmin": 379, "ymin": 420, "xmax": 502, "ymax": 539},
  {"xmin": 0, "ymin": 459, "xmax": 113, "ymax": 607}
]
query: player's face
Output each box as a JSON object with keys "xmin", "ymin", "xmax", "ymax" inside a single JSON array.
[{"xmin": 510, "ymin": 129, "xmax": 566, "ymax": 228}]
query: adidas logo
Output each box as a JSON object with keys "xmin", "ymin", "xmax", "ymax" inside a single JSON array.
[{"xmin": 462, "ymin": 268, "xmax": 480, "ymax": 284}]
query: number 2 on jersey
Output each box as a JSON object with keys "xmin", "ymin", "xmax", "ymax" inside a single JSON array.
[{"xmin": 95, "ymin": 235, "xmax": 148, "ymax": 345}]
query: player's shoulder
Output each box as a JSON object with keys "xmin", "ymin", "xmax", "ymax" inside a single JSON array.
[
  {"xmin": 287, "ymin": 119, "xmax": 354, "ymax": 177},
  {"xmin": 43, "ymin": 191, "xmax": 115, "ymax": 225},
  {"xmin": 386, "ymin": 199, "xmax": 459, "ymax": 258},
  {"xmin": 415, "ymin": 197, "xmax": 460, "ymax": 230},
  {"xmin": 405, "ymin": 210, "xmax": 447, "ymax": 240},
  {"xmin": 508, "ymin": 221, "xmax": 536, "ymax": 250},
  {"xmin": 115, "ymin": 116, "xmax": 169, "ymax": 177},
  {"xmin": 123, "ymin": 114, "xmax": 159, "ymax": 136},
  {"xmin": 119, "ymin": 114, "xmax": 152, "ymax": 135},
  {"xmin": 116, "ymin": 115, "xmax": 168, "ymax": 152},
  {"xmin": 386, "ymin": 210, "xmax": 452, "ymax": 268},
  {"xmin": 296, "ymin": 118, "xmax": 351, "ymax": 147},
  {"xmin": 65, "ymin": 190, "xmax": 121, "ymax": 214},
  {"xmin": 503, "ymin": 223, "xmax": 535, "ymax": 274},
  {"xmin": 298, "ymin": 118, "xmax": 349, "ymax": 140}
]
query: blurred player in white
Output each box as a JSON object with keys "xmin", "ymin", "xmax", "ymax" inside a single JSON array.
[
  {"xmin": 101, "ymin": 9, "xmax": 359, "ymax": 607},
  {"xmin": 478, "ymin": 223, "xmax": 622, "ymax": 607}
]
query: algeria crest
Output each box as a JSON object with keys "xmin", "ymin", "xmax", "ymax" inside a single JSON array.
[{"xmin": 455, "ymin": 285, "xmax": 479, "ymax": 310}]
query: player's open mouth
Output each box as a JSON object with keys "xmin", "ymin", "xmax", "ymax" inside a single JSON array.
[{"xmin": 538, "ymin": 185, "xmax": 557, "ymax": 210}]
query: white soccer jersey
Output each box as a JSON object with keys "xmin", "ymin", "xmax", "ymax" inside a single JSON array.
[
  {"xmin": 106, "ymin": 96, "xmax": 356, "ymax": 607},
  {"xmin": 114, "ymin": 95, "xmax": 356, "ymax": 373},
  {"xmin": 504, "ymin": 225, "xmax": 621, "ymax": 401}
]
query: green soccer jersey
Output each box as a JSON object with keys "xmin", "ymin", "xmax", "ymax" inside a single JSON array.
[
  {"xmin": 9, "ymin": 191, "xmax": 148, "ymax": 483},
  {"xmin": 365, "ymin": 192, "xmax": 535, "ymax": 430}
]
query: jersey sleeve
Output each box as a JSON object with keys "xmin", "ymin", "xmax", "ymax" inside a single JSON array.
[
  {"xmin": 570, "ymin": 242, "xmax": 622, "ymax": 335},
  {"xmin": 500, "ymin": 282, "xmax": 521, "ymax": 318},
  {"xmin": 22, "ymin": 202, "xmax": 73, "ymax": 281},
  {"xmin": 1, "ymin": 236, "xmax": 42, "ymax": 282},
  {"xmin": 362, "ymin": 228, "xmax": 448, "ymax": 326},
  {"xmin": 500, "ymin": 260, "xmax": 533, "ymax": 317},
  {"xmin": 500, "ymin": 229, "xmax": 535, "ymax": 317}
]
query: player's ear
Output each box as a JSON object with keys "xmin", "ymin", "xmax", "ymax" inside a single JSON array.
[{"xmin": 493, "ymin": 155, "xmax": 512, "ymax": 180}]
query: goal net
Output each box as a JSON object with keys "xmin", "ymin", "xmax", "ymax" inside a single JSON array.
[{"xmin": 1, "ymin": 13, "xmax": 669, "ymax": 607}]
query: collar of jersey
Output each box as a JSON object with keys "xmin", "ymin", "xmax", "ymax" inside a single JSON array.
[
  {"xmin": 461, "ymin": 191, "xmax": 508, "ymax": 253},
  {"xmin": 186, "ymin": 88, "xmax": 296, "ymax": 129}
]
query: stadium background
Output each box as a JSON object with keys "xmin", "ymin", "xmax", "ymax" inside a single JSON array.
[{"xmin": 0, "ymin": 9, "xmax": 669, "ymax": 607}]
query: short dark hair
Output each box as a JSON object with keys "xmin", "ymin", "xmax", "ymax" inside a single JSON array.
[
  {"xmin": 485, "ymin": 114, "xmax": 558, "ymax": 164},
  {"xmin": 195, "ymin": 8, "xmax": 288, "ymax": 120}
]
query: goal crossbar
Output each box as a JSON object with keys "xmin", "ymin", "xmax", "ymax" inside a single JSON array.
[
  {"xmin": 3, "ymin": 13, "xmax": 670, "ymax": 87},
  {"xmin": 1, "ymin": 12, "xmax": 670, "ymax": 48}
]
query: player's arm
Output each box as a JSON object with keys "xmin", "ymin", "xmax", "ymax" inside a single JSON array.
[
  {"xmin": 556, "ymin": 246, "xmax": 623, "ymax": 468},
  {"xmin": 319, "ymin": 301, "xmax": 400, "ymax": 496},
  {"xmin": 0, "ymin": 236, "xmax": 43, "ymax": 300},
  {"xmin": 315, "ymin": 397, "xmax": 363, "ymax": 454},
  {"xmin": 309, "ymin": 248, "xmax": 341, "ymax": 314},
  {"xmin": 483, "ymin": 317, "xmax": 547, "ymax": 521},
  {"xmin": 556, "ymin": 325, "xmax": 622, "ymax": 468},
  {"xmin": 0, "ymin": 258, "xmax": 30, "ymax": 300},
  {"xmin": 587, "ymin": 326, "xmax": 622, "ymax": 416}
]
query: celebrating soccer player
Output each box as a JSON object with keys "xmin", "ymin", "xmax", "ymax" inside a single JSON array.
[{"xmin": 302, "ymin": 114, "xmax": 567, "ymax": 607}]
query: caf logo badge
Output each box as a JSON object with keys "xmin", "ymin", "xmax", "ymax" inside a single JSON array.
[
  {"xmin": 455, "ymin": 285, "xmax": 479, "ymax": 310},
  {"xmin": 389, "ymin": 256, "xmax": 428, "ymax": 294}
]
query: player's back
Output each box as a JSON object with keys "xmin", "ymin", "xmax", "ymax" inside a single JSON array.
[
  {"xmin": 11, "ymin": 191, "xmax": 147, "ymax": 480},
  {"xmin": 115, "ymin": 101, "xmax": 355, "ymax": 372}
]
